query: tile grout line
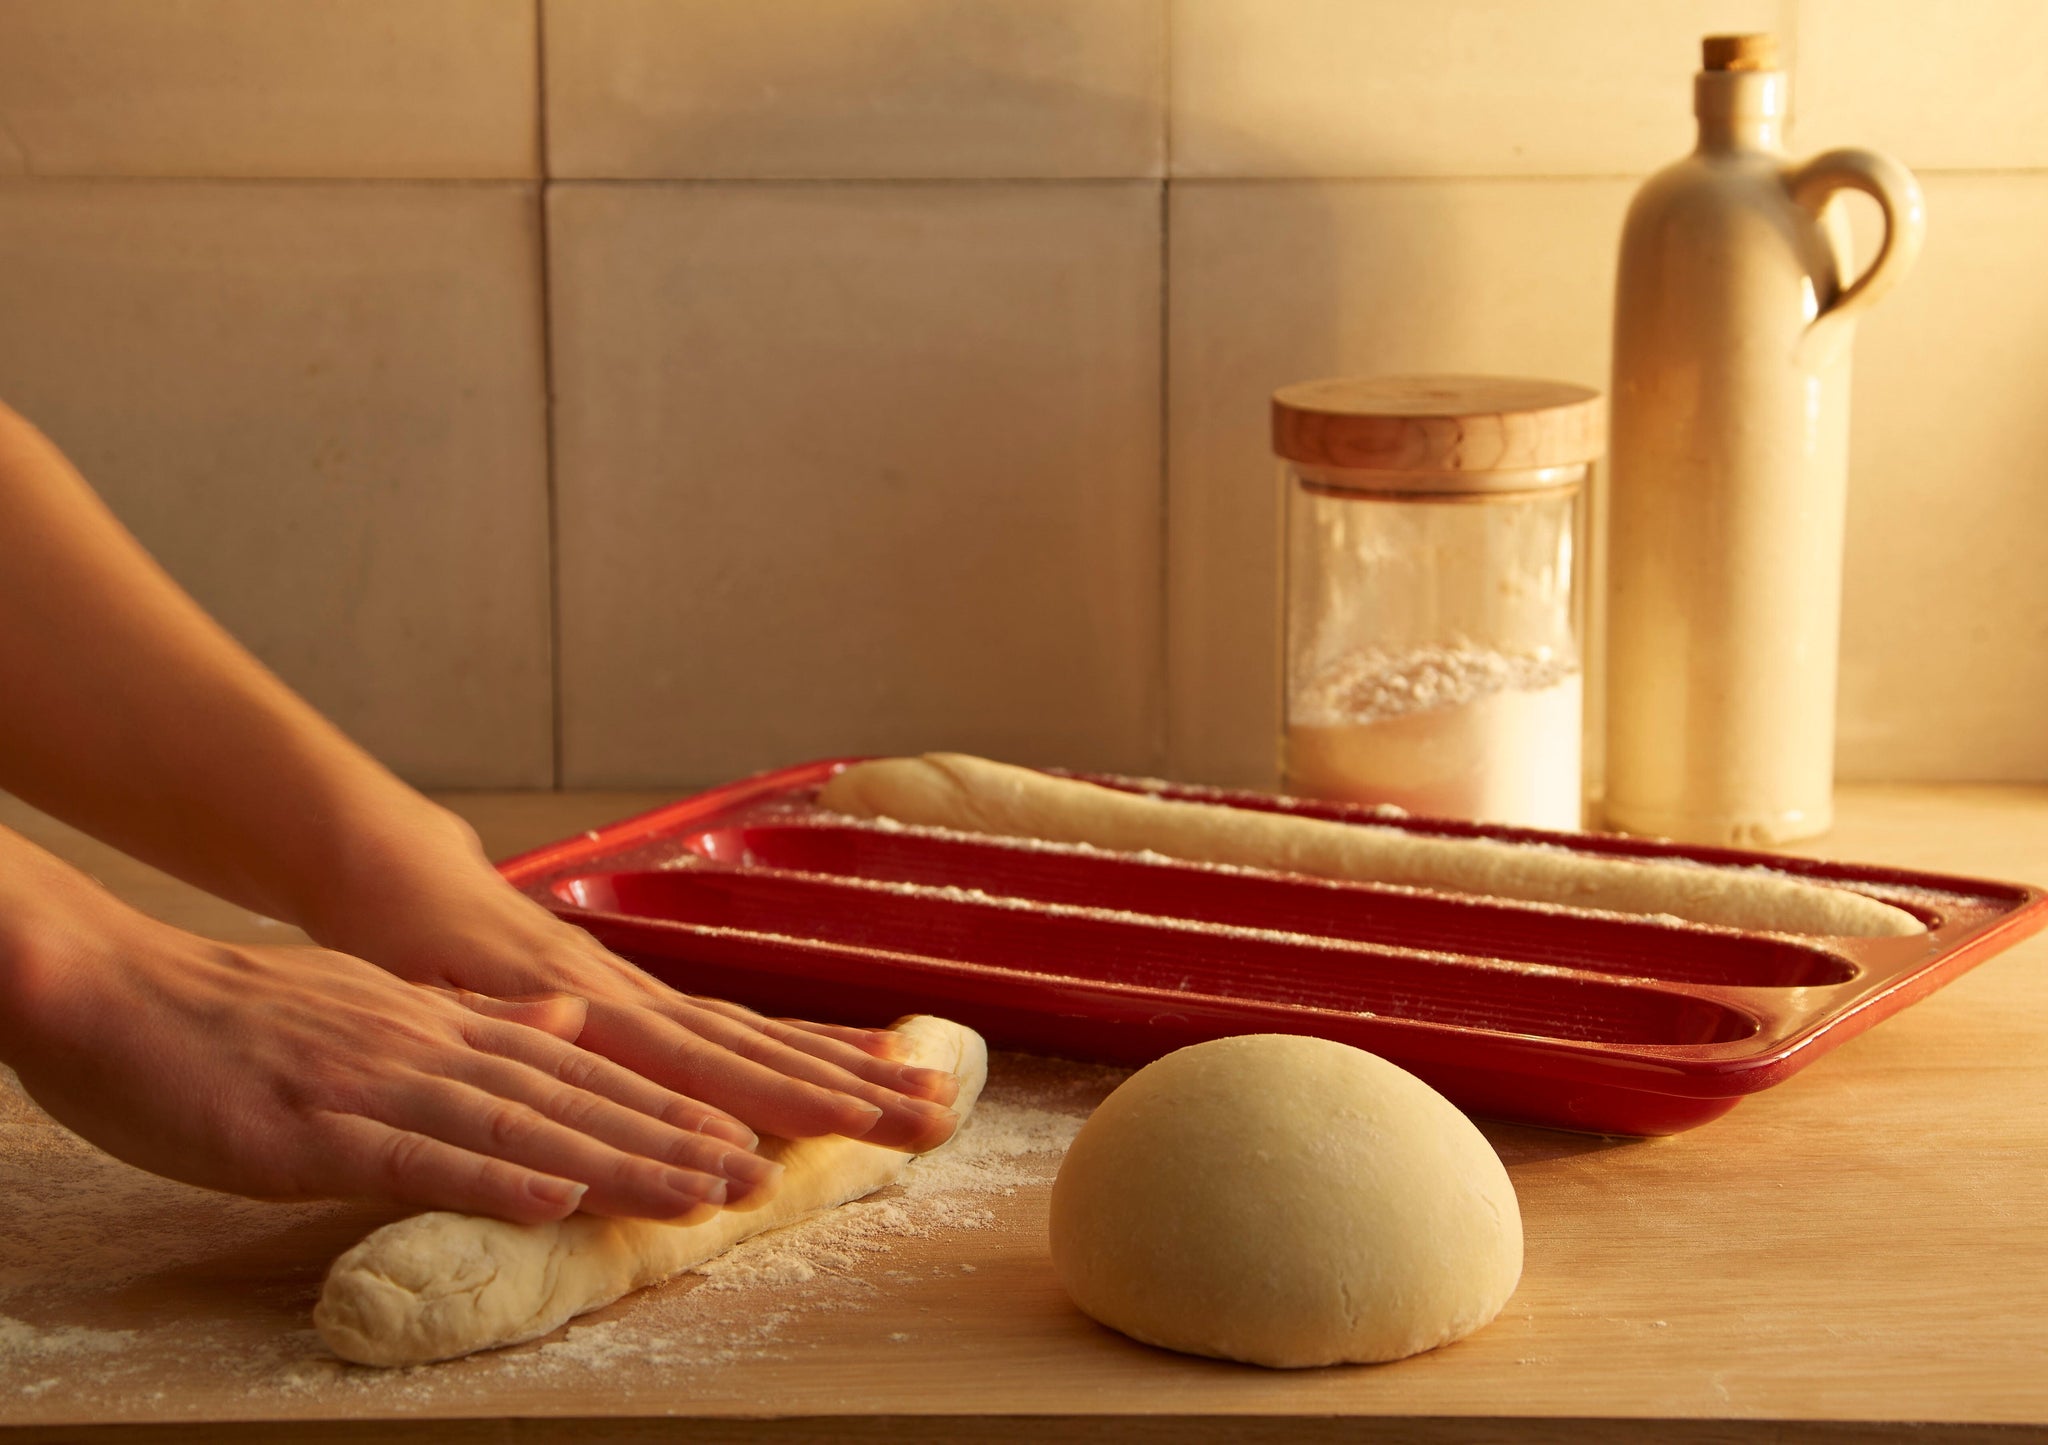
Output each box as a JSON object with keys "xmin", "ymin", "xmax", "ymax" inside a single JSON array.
[
  {"xmin": 534, "ymin": 0, "xmax": 567, "ymax": 792},
  {"xmin": 1155, "ymin": 0, "xmax": 1174, "ymax": 779},
  {"xmin": 1, "ymin": 167, "xmax": 2043, "ymax": 188}
]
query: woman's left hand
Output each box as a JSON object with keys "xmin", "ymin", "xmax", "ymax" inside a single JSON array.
[{"xmin": 302, "ymin": 808, "xmax": 962, "ymax": 1155}]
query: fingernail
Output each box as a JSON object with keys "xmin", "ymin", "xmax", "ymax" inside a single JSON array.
[
  {"xmin": 901, "ymin": 1098, "xmax": 959, "ymax": 1125},
  {"xmin": 527, "ymin": 1177, "xmax": 587, "ymax": 1211},
  {"xmin": 666, "ymin": 1171, "xmax": 727, "ymax": 1208},
  {"xmin": 899, "ymin": 1066, "xmax": 957, "ymax": 1097},
  {"xmin": 848, "ymin": 1101, "xmax": 887, "ymax": 1137},
  {"xmin": 702, "ymin": 1116, "xmax": 760, "ymax": 1151},
  {"xmin": 717, "ymin": 1152, "xmax": 785, "ymax": 1190}
]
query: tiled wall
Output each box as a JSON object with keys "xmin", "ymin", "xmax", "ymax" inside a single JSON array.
[{"xmin": 1, "ymin": 1, "xmax": 2041, "ymax": 791}]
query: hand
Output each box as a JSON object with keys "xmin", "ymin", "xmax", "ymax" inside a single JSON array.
[
  {"xmin": 0, "ymin": 404, "xmax": 956, "ymax": 1198},
  {"xmin": 302, "ymin": 809, "xmax": 963, "ymax": 1154},
  {"xmin": 0, "ymin": 405, "xmax": 955, "ymax": 1162},
  {"xmin": 0, "ymin": 834, "xmax": 784, "ymax": 1224}
]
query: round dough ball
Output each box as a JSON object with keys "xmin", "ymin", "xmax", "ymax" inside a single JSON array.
[{"xmin": 1048, "ymin": 1034, "xmax": 1521, "ymax": 1368}]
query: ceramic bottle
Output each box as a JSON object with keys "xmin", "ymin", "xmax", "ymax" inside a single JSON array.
[{"xmin": 1602, "ymin": 33, "xmax": 1924, "ymax": 846}]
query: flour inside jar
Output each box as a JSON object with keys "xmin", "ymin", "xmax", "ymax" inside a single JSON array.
[{"xmin": 1284, "ymin": 644, "xmax": 1582, "ymax": 829}]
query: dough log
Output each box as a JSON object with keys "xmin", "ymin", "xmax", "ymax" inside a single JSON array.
[
  {"xmin": 315, "ymin": 1014, "xmax": 988, "ymax": 1367},
  {"xmin": 817, "ymin": 754, "xmax": 1923, "ymax": 938}
]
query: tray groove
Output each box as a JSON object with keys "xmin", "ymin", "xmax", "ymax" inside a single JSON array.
[
  {"xmin": 676, "ymin": 821, "xmax": 1866, "ymax": 990},
  {"xmin": 559, "ymin": 866, "xmax": 1760, "ymax": 1048}
]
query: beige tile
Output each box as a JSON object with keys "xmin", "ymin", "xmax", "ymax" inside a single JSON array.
[
  {"xmin": 543, "ymin": 0, "xmax": 1164, "ymax": 179},
  {"xmin": 1170, "ymin": 0, "xmax": 1789, "ymax": 178},
  {"xmin": 1835, "ymin": 175, "xmax": 2048, "ymax": 782},
  {"xmin": 0, "ymin": 181, "xmax": 553, "ymax": 787},
  {"xmin": 0, "ymin": 0, "xmax": 536, "ymax": 178},
  {"xmin": 549, "ymin": 182, "xmax": 1163, "ymax": 788},
  {"xmin": 1795, "ymin": 0, "xmax": 2048, "ymax": 171},
  {"xmin": 1166, "ymin": 178, "xmax": 1630, "ymax": 786}
]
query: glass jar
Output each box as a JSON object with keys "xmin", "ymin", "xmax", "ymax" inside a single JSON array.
[{"xmin": 1272, "ymin": 376, "xmax": 1603, "ymax": 830}]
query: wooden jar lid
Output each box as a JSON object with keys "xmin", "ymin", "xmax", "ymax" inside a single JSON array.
[
  {"xmin": 1271, "ymin": 375, "xmax": 1605, "ymax": 477},
  {"xmin": 1703, "ymin": 33, "xmax": 1778, "ymax": 71}
]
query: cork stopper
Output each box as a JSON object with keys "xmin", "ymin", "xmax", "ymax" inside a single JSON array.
[
  {"xmin": 1703, "ymin": 33, "xmax": 1778, "ymax": 71},
  {"xmin": 1271, "ymin": 375, "xmax": 1605, "ymax": 478}
]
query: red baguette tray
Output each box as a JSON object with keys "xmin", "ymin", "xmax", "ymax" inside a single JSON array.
[{"xmin": 499, "ymin": 758, "xmax": 2048, "ymax": 1136}]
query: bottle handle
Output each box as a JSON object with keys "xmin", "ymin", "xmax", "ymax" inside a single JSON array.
[{"xmin": 1787, "ymin": 147, "xmax": 1927, "ymax": 330}]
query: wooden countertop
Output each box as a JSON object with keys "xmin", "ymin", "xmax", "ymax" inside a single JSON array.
[{"xmin": 2, "ymin": 784, "xmax": 2045, "ymax": 1443}]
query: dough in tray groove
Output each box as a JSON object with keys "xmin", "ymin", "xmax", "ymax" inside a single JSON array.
[{"xmin": 817, "ymin": 753, "xmax": 1923, "ymax": 938}]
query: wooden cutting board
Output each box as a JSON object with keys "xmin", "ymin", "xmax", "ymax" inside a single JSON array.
[{"xmin": 1, "ymin": 786, "xmax": 2044, "ymax": 1443}]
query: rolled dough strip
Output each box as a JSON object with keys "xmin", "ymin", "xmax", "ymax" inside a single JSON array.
[
  {"xmin": 817, "ymin": 754, "xmax": 1923, "ymax": 939},
  {"xmin": 315, "ymin": 1014, "xmax": 988, "ymax": 1367}
]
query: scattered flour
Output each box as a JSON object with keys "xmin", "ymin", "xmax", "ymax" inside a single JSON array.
[
  {"xmin": 0, "ymin": 1313, "xmax": 140, "ymax": 1401},
  {"xmin": 689, "ymin": 1099, "xmax": 1084, "ymax": 1296},
  {"xmin": 0, "ymin": 1053, "xmax": 1124, "ymax": 1419},
  {"xmin": 463, "ymin": 1063, "xmax": 1118, "ymax": 1387},
  {"xmin": 0, "ymin": 1315, "xmax": 136, "ymax": 1366}
]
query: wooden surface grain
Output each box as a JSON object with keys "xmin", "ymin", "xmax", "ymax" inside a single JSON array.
[{"xmin": 1, "ymin": 784, "xmax": 2044, "ymax": 1443}]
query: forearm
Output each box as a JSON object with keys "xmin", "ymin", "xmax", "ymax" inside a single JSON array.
[
  {"xmin": 0, "ymin": 403, "xmax": 960, "ymax": 1157},
  {"xmin": 0, "ymin": 401, "xmax": 463, "ymax": 930}
]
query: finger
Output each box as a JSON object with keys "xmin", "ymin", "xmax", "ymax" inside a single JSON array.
[
  {"xmin": 778, "ymin": 1019, "xmax": 902, "ymax": 1053},
  {"xmin": 375, "ymin": 1074, "xmax": 731, "ymax": 1221},
  {"xmin": 760, "ymin": 1020, "xmax": 961, "ymax": 1105},
  {"xmin": 657, "ymin": 1007, "xmax": 961, "ymax": 1152},
  {"xmin": 685, "ymin": 997, "xmax": 962, "ymax": 1105},
  {"xmin": 575, "ymin": 1000, "xmax": 896, "ymax": 1143},
  {"xmin": 455, "ymin": 1050, "xmax": 783, "ymax": 1206},
  {"xmin": 316, "ymin": 1112, "xmax": 589, "ymax": 1225},
  {"xmin": 452, "ymin": 990, "xmax": 592, "ymax": 1044},
  {"xmin": 566, "ymin": 947, "xmax": 959, "ymax": 1104},
  {"xmin": 459, "ymin": 1013, "xmax": 761, "ymax": 1151}
]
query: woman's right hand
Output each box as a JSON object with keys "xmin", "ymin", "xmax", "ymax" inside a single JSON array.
[{"xmin": 0, "ymin": 826, "xmax": 783, "ymax": 1224}]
